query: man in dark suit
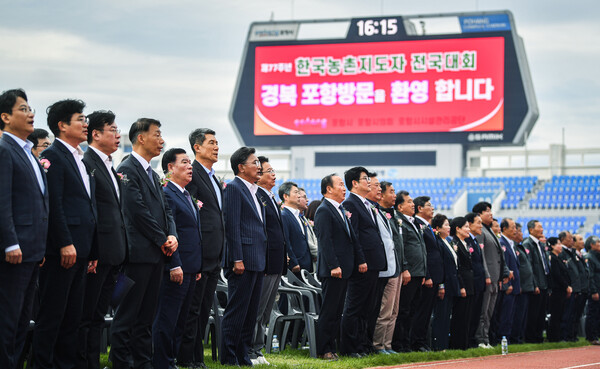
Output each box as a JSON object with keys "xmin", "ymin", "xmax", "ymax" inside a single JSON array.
[
  {"xmin": 558, "ymin": 231, "xmax": 582, "ymax": 341},
  {"xmin": 497, "ymin": 218, "xmax": 521, "ymax": 343},
  {"xmin": 0, "ymin": 89, "xmax": 48, "ymax": 369},
  {"xmin": 220, "ymin": 147, "xmax": 267, "ymax": 366},
  {"xmin": 465, "ymin": 212, "xmax": 489, "ymax": 348},
  {"xmin": 78, "ymin": 110, "xmax": 127, "ymax": 369},
  {"xmin": 153, "ymin": 148, "xmax": 203, "ymax": 369},
  {"xmin": 392, "ymin": 191, "xmax": 427, "ymax": 353},
  {"xmin": 32, "ymin": 99, "xmax": 98, "ymax": 369},
  {"xmin": 340, "ymin": 167, "xmax": 384, "ymax": 356},
  {"xmin": 281, "ymin": 182, "xmax": 312, "ymax": 275},
  {"xmin": 511, "ymin": 223, "xmax": 534, "ymax": 343},
  {"xmin": 523, "ymin": 219, "xmax": 549, "ymax": 343},
  {"xmin": 110, "ymin": 118, "xmax": 178, "ymax": 369},
  {"xmin": 412, "ymin": 196, "xmax": 444, "ymax": 352},
  {"xmin": 473, "ymin": 202, "xmax": 510, "ymax": 348},
  {"xmin": 250, "ymin": 156, "xmax": 287, "ymax": 365},
  {"xmin": 314, "ymin": 174, "xmax": 362, "ymax": 360},
  {"xmin": 178, "ymin": 129, "xmax": 225, "ymax": 369}
]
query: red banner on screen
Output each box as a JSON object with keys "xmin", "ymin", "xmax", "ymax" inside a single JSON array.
[{"xmin": 254, "ymin": 37, "xmax": 504, "ymax": 136}]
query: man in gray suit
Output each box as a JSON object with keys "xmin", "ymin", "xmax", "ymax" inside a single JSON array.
[{"xmin": 473, "ymin": 202, "xmax": 510, "ymax": 348}]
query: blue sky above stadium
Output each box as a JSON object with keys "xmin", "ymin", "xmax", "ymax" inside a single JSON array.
[{"xmin": 1, "ymin": 0, "xmax": 598, "ymax": 153}]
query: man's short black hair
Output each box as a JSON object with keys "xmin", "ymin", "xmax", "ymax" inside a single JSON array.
[
  {"xmin": 188, "ymin": 128, "xmax": 216, "ymax": 153},
  {"xmin": 450, "ymin": 216, "xmax": 468, "ymax": 237},
  {"xmin": 344, "ymin": 166, "xmax": 368, "ymax": 191},
  {"xmin": 87, "ymin": 110, "xmax": 116, "ymax": 143},
  {"xmin": 515, "ymin": 222, "xmax": 522, "ymax": 230},
  {"xmin": 230, "ymin": 146, "xmax": 255, "ymax": 175},
  {"xmin": 258, "ymin": 156, "xmax": 269, "ymax": 165},
  {"xmin": 161, "ymin": 148, "xmax": 187, "ymax": 173},
  {"xmin": 413, "ymin": 196, "xmax": 431, "ymax": 216},
  {"xmin": 321, "ymin": 174, "xmax": 336, "ymax": 195},
  {"xmin": 395, "ymin": 190, "xmax": 410, "ymax": 208},
  {"xmin": 129, "ymin": 118, "xmax": 161, "ymax": 145},
  {"xmin": 278, "ymin": 181, "xmax": 298, "ymax": 202},
  {"xmin": 368, "ymin": 171, "xmax": 378, "ymax": 178},
  {"xmin": 465, "ymin": 212, "xmax": 478, "ymax": 224},
  {"xmin": 28, "ymin": 128, "xmax": 49, "ymax": 147},
  {"xmin": 472, "ymin": 201, "xmax": 492, "ymax": 215},
  {"xmin": 0, "ymin": 88, "xmax": 28, "ymax": 130},
  {"xmin": 47, "ymin": 99, "xmax": 86, "ymax": 137}
]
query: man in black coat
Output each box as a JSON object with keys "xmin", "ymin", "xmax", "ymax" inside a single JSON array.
[
  {"xmin": 178, "ymin": 129, "xmax": 225, "ymax": 369},
  {"xmin": 465, "ymin": 212, "xmax": 489, "ymax": 348},
  {"xmin": 523, "ymin": 219, "xmax": 549, "ymax": 343},
  {"xmin": 33, "ymin": 99, "xmax": 99, "ymax": 369},
  {"xmin": 392, "ymin": 191, "xmax": 427, "ymax": 353},
  {"xmin": 78, "ymin": 111, "xmax": 127, "ymax": 369},
  {"xmin": 314, "ymin": 174, "xmax": 363, "ymax": 360},
  {"xmin": 251, "ymin": 156, "xmax": 287, "ymax": 365},
  {"xmin": 412, "ymin": 196, "xmax": 444, "ymax": 352},
  {"xmin": 0, "ymin": 89, "xmax": 48, "ymax": 369},
  {"xmin": 558, "ymin": 231, "xmax": 582, "ymax": 341},
  {"xmin": 110, "ymin": 118, "xmax": 178, "ymax": 369},
  {"xmin": 511, "ymin": 223, "xmax": 534, "ymax": 344},
  {"xmin": 340, "ymin": 167, "xmax": 385, "ymax": 356}
]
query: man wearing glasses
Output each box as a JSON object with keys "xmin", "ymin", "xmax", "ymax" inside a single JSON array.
[
  {"xmin": 220, "ymin": 147, "xmax": 267, "ymax": 366},
  {"xmin": 0, "ymin": 89, "xmax": 48, "ymax": 369},
  {"xmin": 33, "ymin": 99, "xmax": 99, "ymax": 368},
  {"xmin": 28, "ymin": 128, "xmax": 51, "ymax": 158}
]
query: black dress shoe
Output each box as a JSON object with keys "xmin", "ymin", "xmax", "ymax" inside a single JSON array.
[
  {"xmin": 347, "ymin": 352, "xmax": 362, "ymax": 358},
  {"xmin": 417, "ymin": 346, "xmax": 431, "ymax": 352}
]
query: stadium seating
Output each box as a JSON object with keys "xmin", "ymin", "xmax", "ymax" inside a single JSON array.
[{"xmin": 530, "ymin": 175, "xmax": 600, "ymax": 209}]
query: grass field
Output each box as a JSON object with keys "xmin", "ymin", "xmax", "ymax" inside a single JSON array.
[{"xmin": 99, "ymin": 339, "xmax": 589, "ymax": 368}]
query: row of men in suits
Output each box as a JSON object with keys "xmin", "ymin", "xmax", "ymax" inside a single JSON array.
[{"xmin": 0, "ymin": 88, "xmax": 217, "ymax": 369}]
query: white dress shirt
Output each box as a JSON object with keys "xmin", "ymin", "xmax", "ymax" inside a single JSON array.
[
  {"xmin": 89, "ymin": 146, "xmax": 119, "ymax": 199},
  {"xmin": 199, "ymin": 161, "xmax": 222, "ymax": 209},
  {"xmin": 56, "ymin": 138, "xmax": 91, "ymax": 197}
]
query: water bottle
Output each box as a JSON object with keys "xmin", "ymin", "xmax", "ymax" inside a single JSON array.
[
  {"xmin": 501, "ymin": 336, "xmax": 508, "ymax": 355},
  {"xmin": 272, "ymin": 335, "xmax": 280, "ymax": 353}
]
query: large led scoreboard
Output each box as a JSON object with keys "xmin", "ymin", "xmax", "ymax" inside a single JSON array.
[{"xmin": 229, "ymin": 11, "xmax": 538, "ymax": 147}]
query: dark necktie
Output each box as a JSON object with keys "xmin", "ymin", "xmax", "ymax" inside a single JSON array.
[
  {"xmin": 339, "ymin": 204, "xmax": 351, "ymax": 235},
  {"xmin": 146, "ymin": 166, "xmax": 155, "ymax": 187},
  {"xmin": 184, "ymin": 189, "xmax": 197, "ymax": 220}
]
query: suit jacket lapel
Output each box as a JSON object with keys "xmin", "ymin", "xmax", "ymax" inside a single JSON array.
[
  {"xmin": 86, "ymin": 148, "xmax": 120, "ymax": 204},
  {"xmin": 194, "ymin": 161, "xmax": 221, "ymax": 204},
  {"xmin": 349, "ymin": 193, "xmax": 377, "ymax": 228},
  {"xmin": 325, "ymin": 199, "xmax": 351, "ymax": 238},
  {"xmin": 130, "ymin": 155, "xmax": 160, "ymax": 200},
  {"xmin": 282, "ymin": 207, "xmax": 305, "ymax": 238},
  {"xmin": 4, "ymin": 135, "xmax": 45, "ymax": 196},
  {"xmin": 168, "ymin": 182, "xmax": 198, "ymax": 220}
]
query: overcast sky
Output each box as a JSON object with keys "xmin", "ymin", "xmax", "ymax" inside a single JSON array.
[{"xmin": 1, "ymin": 0, "xmax": 599, "ymax": 154}]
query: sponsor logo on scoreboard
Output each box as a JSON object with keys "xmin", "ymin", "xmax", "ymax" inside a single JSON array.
[{"xmin": 249, "ymin": 24, "xmax": 299, "ymax": 41}]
